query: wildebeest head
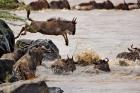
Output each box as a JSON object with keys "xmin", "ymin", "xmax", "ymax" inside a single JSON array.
[
  {"xmin": 129, "ymin": 44, "xmax": 140, "ymax": 53},
  {"xmin": 65, "ymin": 56, "xmax": 76, "ymax": 72},
  {"xmin": 94, "ymin": 58, "xmax": 110, "ymax": 72},
  {"xmin": 29, "ymin": 44, "xmax": 48, "ymax": 65},
  {"xmin": 25, "ymin": 44, "xmax": 49, "ymax": 72}
]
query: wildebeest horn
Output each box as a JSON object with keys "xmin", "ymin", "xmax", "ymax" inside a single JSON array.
[
  {"xmin": 131, "ymin": 44, "xmax": 134, "ymax": 49},
  {"xmin": 72, "ymin": 17, "xmax": 77, "ymax": 23},
  {"xmin": 72, "ymin": 56, "xmax": 73, "ymax": 60},
  {"xmin": 104, "ymin": 58, "xmax": 109, "ymax": 62},
  {"xmin": 128, "ymin": 48, "xmax": 133, "ymax": 52},
  {"xmin": 67, "ymin": 55, "xmax": 69, "ymax": 59},
  {"xmin": 131, "ymin": 44, "xmax": 138, "ymax": 50}
]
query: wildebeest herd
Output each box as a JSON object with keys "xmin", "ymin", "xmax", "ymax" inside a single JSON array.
[
  {"xmin": 25, "ymin": 0, "xmax": 140, "ymax": 10},
  {"xmin": 0, "ymin": 0, "xmax": 140, "ymax": 93}
]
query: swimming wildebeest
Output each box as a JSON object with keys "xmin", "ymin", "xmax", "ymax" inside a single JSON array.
[
  {"xmin": 28, "ymin": 0, "xmax": 50, "ymax": 10},
  {"xmin": 0, "ymin": 59, "xmax": 15, "ymax": 84},
  {"xmin": 51, "ymin": 56, "xmax": 76, "ymax": 74},
  {"xmin": 0, "ymin": 19, "xmax": 15, "ymax": 57},
  {"xmin": 13, "ymin": 44, "xmax": 48, "ymax": 80},
  {"xmin": 49, "ymin": 0, "xmax": 70, "ymax": 9},
  {"xmin": 115, "ymin": 0, "xmax": 129, "ymax": 10},
  {"xmin": 15, "ymin": 9, "xmax": 77, "ymax": 46},
  {"xmin": 93, "ymin": 58, "xmax": 110, "ymax": 72},
  {"xmin": 116, "ymin": 44, "xmax": 140, "ymax": 61}
]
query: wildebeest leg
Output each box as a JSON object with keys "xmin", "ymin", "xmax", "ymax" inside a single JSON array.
[
  {"xmin": 15, "ymin": 27, "xmax": 26, "ymax": 39},
  {"xmin": 15, "ymin": 24, "xmax": 28, "ymax": 39},
  {"xmin": 62, "ymin": 34, "xmax": 69, "ymax": 46}
]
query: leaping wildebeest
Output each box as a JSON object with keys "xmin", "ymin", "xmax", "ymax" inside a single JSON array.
[{"xmin": 15, "ymin": 9, "xmax": 77, "ymax": 46}]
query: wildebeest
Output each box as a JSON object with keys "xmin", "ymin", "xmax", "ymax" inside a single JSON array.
[
  {"xmin": 13, "ymin": 44, "xmax": 48, "ymax": 80},
  {"xmin": 49, "ymin": 0, "xmax": 70, "ymax": 9},
  {"xmin": 0, "ymin": 19, "xmax": 15, "ymax": 57},
  {"xmin": 15, "ymin": 39, "xmax": 60, "ymax": 61},
  {"xmin": 116, "ymin": 44, "xmax": 140, "ymax": 61},
  {"xmin": 73, "ymin": 0, "xmax": 114, "ymax": 10},
  {"xmin": 15, "ymin": 9, "xmax": 77, "ymax": 46},
  {"xmin": 72, "ymin": 0, "xmax": 96, "ymax": 10},
  {"xmin": 51, "ymin": 56, "xmax": 76, "ymax": 74},
  {"xmin": 0, "ymin": 59, "xmax": 15, "ymax": 84},
  {"xmin": 102, "ymin": 0, "xmax": 114, "ymax": 9},
  {"xmin": 93, "ymin": 58, "xmax": 110, "ymax": 72},
  {"xmin": 115, "ymin": 0, "xmax": 129, "ymax": 10},
  {"xmin": 28, "ymin": 0, "xmax": 50, "ymax": 10}
]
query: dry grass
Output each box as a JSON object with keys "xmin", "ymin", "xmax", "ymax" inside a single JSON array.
[{"xmin": 74, "ymin": 49, "xmax": 100, "ymax": 66}]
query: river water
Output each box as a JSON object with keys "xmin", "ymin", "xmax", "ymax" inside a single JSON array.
[{"xmin": 4, "ymin": 0, "xmax": 140, "ymax": 93}]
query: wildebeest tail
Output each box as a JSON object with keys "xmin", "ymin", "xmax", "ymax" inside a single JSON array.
[{"xmin": 26, "ymin": 8, "xmax": 33, "ymax": 21}]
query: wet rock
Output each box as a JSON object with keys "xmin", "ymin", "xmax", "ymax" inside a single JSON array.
[
  {"xmin": 11, "ymin": 81, "xmax": 49, "ymax": 93},
  {"xmin": 15, "ymin": 39, "xmax": 60, "ymax": 61},
  {"xmin": 0, "ymin": 19, "xmax": 15, "ymax": 57}
]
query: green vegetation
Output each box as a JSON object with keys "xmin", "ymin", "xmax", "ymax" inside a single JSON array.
[
  {"xmin": 0, "ymin": 10, "xmax": 25, "ymax": 21},
  {"xmin": 0, "ymin": 0, "xmax": 25, "ymax": 9}
]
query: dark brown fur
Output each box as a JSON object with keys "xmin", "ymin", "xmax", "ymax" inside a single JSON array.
[
  {"xmin": 116, "ymin": 44, "xmax": 140, "ymax": 61},
  {"xmin": 50, "ymin": 0, "xmax": 70, "ymax": 9},
  {"xmin": 115, "ymin": 0, "xmax": 129, "ymax": 10},
  {"xmin": 28, "ymin": 0, "xmax": 49, "ymax": 10},
  {"xmin": 138, "ymin": 0, "xmax": 140, "ymax": 8},
  {"xmin": 51, "ymin": 56, "xmax": 76, "ymax": 74},
  {"xmin": 94, "ymin": 58, "xmax": 110, "ymax": 72}
]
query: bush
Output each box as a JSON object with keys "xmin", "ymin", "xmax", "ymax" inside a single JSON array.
[
  {"xmin": 75, "ymin": 49, "xmax": 100, "ymax": 66},
  {"xmin": 0, "ymin": 0, "xmax": 20, "ymax": 9},
  {"xmin": 0, "ymin": 10, "xmax": 25, "ymax": 21}
]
